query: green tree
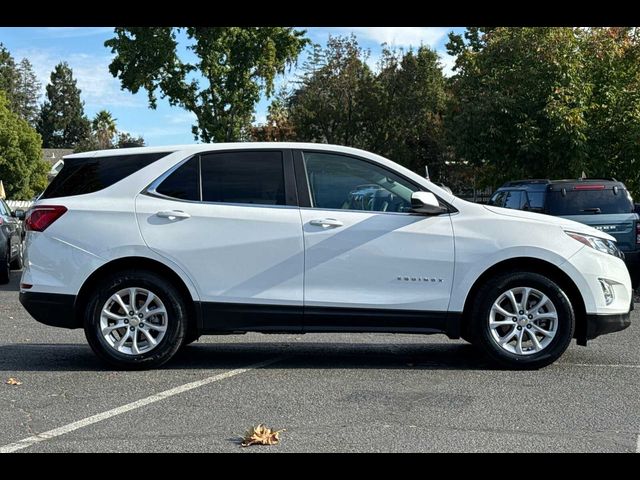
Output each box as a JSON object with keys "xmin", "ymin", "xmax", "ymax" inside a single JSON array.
[
  {"xmin": 580, "ymin": 27, "xmax": 640, "ymax": 197},
  {"xmin": 92, "ymin": 110, "xmax": 117, "ymax": 149},
  {"xmin": 289, "ymin": 35, "xmax": 375, "ymax": 146},
  {"xmin": 249, "ymin": 87, "xmax": 296, "ymax": 141},
  {"xmin": 0, "ymin": 91, "xmax": 49, "ymax": 199},
  {"xmin": 105, "ymin": 27, "xmax": 308, "ymax": 142},
  {"xmin": 38, "ymin": 62, "xmax": 91, "ymax": 148},
  {"xmin": 116, "ymin": 132, "xmax": 145, "ymax": 148},
  {"xmin": 0, "ymin": 45, "xmax": 41, "ymax": 126},
  {"xmin": 364, "ymin": 46, "xmax": 448, "ymax": 175},
  {"xmin": 445, "ymin": 28, "xmax": 590, "ymax": 188}
]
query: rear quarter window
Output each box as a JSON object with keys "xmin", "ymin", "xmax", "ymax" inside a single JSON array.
[{"xmin": 40, "ymin": 152, "xmax": 172, "ymax": 199}]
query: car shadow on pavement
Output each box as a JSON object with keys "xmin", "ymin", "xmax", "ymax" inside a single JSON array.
[
  {"xmin": 0, "ymin": 270, "xmax": 21, "ymax": 292},
  {"xmin": 0, "ymin": 341, "xmax": 496, "ymax": 372}
]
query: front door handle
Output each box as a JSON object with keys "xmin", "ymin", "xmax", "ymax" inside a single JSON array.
[
  {"xmin": 309, "ymin": 218, "xmax": 343, "ymax": 228},
  {"xmin": 156, "ymin": 210, "xmax": 191, "ymax": 220}
]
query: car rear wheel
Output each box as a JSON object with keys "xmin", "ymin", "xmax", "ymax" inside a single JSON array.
[
  {"xmin": 470, "ymin": 271, "xmax": 575, "ymax": 369},
  {"xmin": 84, "ymin": 270, "xmax": 188, "ymax": 369}
]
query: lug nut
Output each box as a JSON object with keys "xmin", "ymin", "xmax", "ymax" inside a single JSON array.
[
  {"xmin": 517, "ymin": 326, "xmax": 522, "ymax": 330},
  {"xmin": 138, "ymin": 313, "xmax": 143, "ymax": 318},
  {"xmin": 519, "ymin": 310, "xmax": 524, "ymax": 315},
  {"xmin": 528, "ymin": 314, "xmax": 533, "ymax": 319},
  {"xmin": 526, "ymin": 324, "xmax": 532, "ymax": 329},
  {"xmin": 512, "ymin": 317, "xmax": 517, "ymax": 322},
  {"xmin": 140, "ymin": 323, "xmax": 144, "ymax": 328},
  {"xmin": 124, "ymin": 319, "xmax": 129, "ymax": 324},
  {"xmin": 129, "ymin": 311, "xmax": 134, "ymax": 316},
  {"xmin": 130, "ymin": 326, "xmax": 135, "ymax": 331}
]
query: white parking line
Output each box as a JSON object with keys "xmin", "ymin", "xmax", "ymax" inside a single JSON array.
[
  {"xmin": 558, "ymin": 363, "xmax": 640, "ymax": 369},
  {"xmin": 0, "ymin": 357, "xmax": 282, "ymax": 453}
]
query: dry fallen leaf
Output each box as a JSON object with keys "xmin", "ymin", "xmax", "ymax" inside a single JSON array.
[
  {"xmin": 5, "ymin": 377, "xmax": 22, "ymax": 386},
  {"xmin": 241, "ymin": 424, "xmax": 285, "ymax": 447}
]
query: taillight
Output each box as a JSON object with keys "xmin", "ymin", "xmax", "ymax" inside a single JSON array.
[
  {"xmin": 636, "ymin": 222, "xmax": 640, "ymax": 244},
  {"xmin": 25, "ymin": 206, "xmax": 67, "ymax": 232}
]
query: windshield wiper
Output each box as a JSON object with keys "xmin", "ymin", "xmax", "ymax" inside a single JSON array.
[{"xmin": 581, "ymin": 207, "xmax": 601, "ymax": 214}]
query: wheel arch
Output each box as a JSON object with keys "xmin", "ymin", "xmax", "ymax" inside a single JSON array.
[
  {"xmin": 460, "ymin": 257, "xmax": 587, "ymax": 344},
  {"xmin": 74, "ymin": 256, "xmax": 201, "ymax": 333}
]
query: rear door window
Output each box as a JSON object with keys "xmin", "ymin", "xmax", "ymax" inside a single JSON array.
[
  {"xmin": 200, "ymin": 151, "xmax": 286, "ymax": 206},
  {"xmin": 546, "ymin": 187, "xmax": 634, "ymax": 215},
  {"xmin": 41, "ymin": 152, "xmax": 172, "ymax": 199},
  {"xmin": 155, "ymin": 157, "xmax": 200, "ymax": 201}
]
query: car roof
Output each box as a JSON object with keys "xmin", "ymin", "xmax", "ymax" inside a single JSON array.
[
  {"xmin": 498, "ymin": 178, "xmax": 627, "ymax": 190},
  {"xmin": 63, "ymin": 142, "xmax": 378, "ymax": 159}
]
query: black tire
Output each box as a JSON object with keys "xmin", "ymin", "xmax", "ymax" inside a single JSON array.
[
  {"xmin": 84, "ymin": 270, "xmax": 188, "ymax": 370},
  {"xmin": 0, "ymin": 244, "xmax": 10, "ymax": 284},
  {"xmin": 470, "ymin": 271, "xmax": 575, "ymax": 370},
  {"xmin": 10, "ymin": 242, "xmax": 23, "ymax": 270}
]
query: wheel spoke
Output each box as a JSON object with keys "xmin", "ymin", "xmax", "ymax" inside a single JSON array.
[
  {"xmin": 131, "ymin": 330, "xmax": 140, "ymax": 355},
  {"xmin": 493, "ymin": 304, "xmax": 514, "ymax": 318},
  {"xmin": 114, "ymin": 330, "xmax": 131, "ymax": 351},
  {"xmin": 490, "ymin": 319, "xmax": 515, "ymax": 328},
  {"xmin": 499, "ymin": 327, "xmax": 517, "ymax": 345},
  {"xmin": 144, "ymin": 307, "xmax": 166, "ymax": 319},
  {"xmin": 140, "ymin": 328, "xmax": 157, "ymax": 347},
  {"xmin": 141, "ymin": 292, "xmax": 155, "ymax": 312},
  {"xmin": 527, "ymin": 329, "xmax": 542, "ymax": 351},
  {"xmin": 507, "ymin": 290, "xmax": 520, "ymax": 312},
  {"xmin": 102, "ymin": 309, "xmax": 127, "ymax": 321},
  {"xmin": 532, "ymin": 324, "xmax": 554, "ymax": 338},
  {"xmin": 532, "ymin": 312, "xmax": 557, "ymax": 321},
  {"xmin": 128, "ymin": 288, "xmax": 137, "ymax": 310},
  {"xmin": 113, "ymin": 294, "xmax": 129, "ymax": 314},
  {"xmin": 145, "ymin": 322, "xmax": 167, "ymax": 332},
  {"xmin": 102, "ymin": 321, "xmax": 127, "ymax": 335},
  {"xmin": 515, "ymin": 329, "xmax": 524, "ymax": 354},
  {"xmin": 522, "ymin": 287, "xmax": 531, "ymax": 310},
  {"xmin": 532, "ymin": 294, "xmax": 550, "ymax": 312}
]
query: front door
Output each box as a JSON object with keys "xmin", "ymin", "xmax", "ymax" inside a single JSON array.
[
  {"xmin": 136, "ymin": 149, "xmax": 304, "ymax": 332},
  {"xmin": 297, "ymin": 151, "xmax": 455, "ymax": 330}
]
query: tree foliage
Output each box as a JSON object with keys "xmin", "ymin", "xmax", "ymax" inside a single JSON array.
[
  {"xmin": 0, "ymin": 45, "xmax": 41, "ymax": 126},
  {"xmin": 37, "ymin": 62, "xmax": 91, "ymax": 148},
  {"xmin": 105, "ymin": 27, "xmax": 308, "ymax": 142},
  {"xmin": 0, "ymin": 91, "xmax": 49, "ymax": 200},
  {"xmin": 116, "ymin": 132, "xmax": 145, "ymax": 148},
  {"xmin": 446, "ymin": 28, "xmax": 590, "ymax": 188},
  {"xmin": 74, "ymin": 110, "xmax": 146, "ymax": 152}
]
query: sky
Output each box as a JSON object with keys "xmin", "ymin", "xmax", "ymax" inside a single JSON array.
[{"xmin": 0, "ymin": 27, "xmax": 465, "ymax": 146}]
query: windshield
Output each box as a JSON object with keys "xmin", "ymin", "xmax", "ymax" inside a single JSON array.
[{"xmin": 546, "ymin": 188, "xmax": 634, "ymax": 215}]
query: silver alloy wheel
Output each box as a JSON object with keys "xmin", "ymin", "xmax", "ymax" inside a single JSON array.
[
  {"xmin": 489, "ymin": 287, "xmax": 558, "ymax": 356},
  {"xmin": 100, "ymin": 287, "xmax": 168, "ymax": 355}
]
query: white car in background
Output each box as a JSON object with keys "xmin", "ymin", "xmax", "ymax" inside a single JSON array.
[{"xmin": 19, "ymin": 143, "xmax": 632, "ymax": 369}]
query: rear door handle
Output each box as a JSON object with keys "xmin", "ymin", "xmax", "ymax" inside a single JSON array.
[
  {"xmin": 156, "ymin": 210, "xmax": 191, "ymax": 220},
  {"xmin": 309, "ymin": 218, "xmax": 343, "ymax": 228}
]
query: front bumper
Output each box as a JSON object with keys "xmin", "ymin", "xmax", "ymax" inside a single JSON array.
[
  {"xmin": 19, "ymin": 291, "xmax": 79, "ymax": 329},
  {"xmin": 584, "ymin": 311, "xmax": 631, "ymax": 341}
]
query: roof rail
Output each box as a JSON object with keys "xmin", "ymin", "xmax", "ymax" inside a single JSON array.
[{"xmin": 503, "ymin": 179, "xmax": 550, "ymax": 186}]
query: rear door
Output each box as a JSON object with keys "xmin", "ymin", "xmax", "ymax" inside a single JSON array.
[{"xmin": 136, "ymin": 149, "xmax": 304, "ymax": 332}]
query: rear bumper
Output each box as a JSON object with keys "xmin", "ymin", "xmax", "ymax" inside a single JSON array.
[
  {"xmin": 585, "ymin": 311, "xmax": 631, "ymax": 341},
  {"xmin": 19, "ymin": 291, "xmax": 79, "ymax": 329}
]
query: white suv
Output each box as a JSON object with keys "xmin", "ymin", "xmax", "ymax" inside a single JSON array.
[{"xmin": 19, "ymin": 143, "xmax": 632, "ymax": 369}]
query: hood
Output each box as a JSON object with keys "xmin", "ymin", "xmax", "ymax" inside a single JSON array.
[{"xmin": 483, "ymin": 205, "xmax": 616, "ymax": 241}]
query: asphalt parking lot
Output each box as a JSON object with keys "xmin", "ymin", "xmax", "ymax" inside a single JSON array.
[{"xmin": 1, "ymin": 270, "xmax": 639, "ymax": 453}]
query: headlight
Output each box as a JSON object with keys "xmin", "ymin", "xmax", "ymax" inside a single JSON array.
[{"xmin": 565, "ymin": 231, "xmax": 623, "ymax": 258}]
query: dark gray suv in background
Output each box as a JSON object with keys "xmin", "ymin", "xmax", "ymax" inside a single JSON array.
[{"xmin": 0, "ymin": 199, "xmax": 24, "ymax": 284}]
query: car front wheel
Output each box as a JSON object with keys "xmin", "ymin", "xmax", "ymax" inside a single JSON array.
[
  {"xmin": 84, "ymin": 270, "xmax": 188, "ymax": 369},
  {"xmin": 470, "ymin": 271, "xmax": 575, "ymax": 369}
]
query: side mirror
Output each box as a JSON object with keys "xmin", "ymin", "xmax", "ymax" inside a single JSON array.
[
  {"xmin": 12, "ymin": 209, "xmax": 25, "ymax": 220},
  {"xmin": 411, "ymin": 192, "xmax": 448, "ymax": 215}
]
